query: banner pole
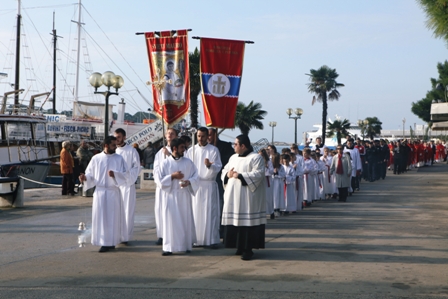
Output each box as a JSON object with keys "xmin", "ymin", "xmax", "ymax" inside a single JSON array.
[
  {"xmin": 192, "ymin": 36, "xmax": 254, "ymax": 44},
  {"xmin": 136, "ymin": 29, "xmax": 192, "ymax": 36}
]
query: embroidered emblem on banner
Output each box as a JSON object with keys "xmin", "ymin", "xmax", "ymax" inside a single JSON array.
[{"xmin": 208, "ymin": 73, "xmax": 230, "ymax": 97}]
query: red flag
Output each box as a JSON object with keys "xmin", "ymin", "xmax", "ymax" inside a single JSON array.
[
  {"xmin": 200, "ymin": 38, "xmax": 245, "ymax": 128},
  {"xmin": 144, "ymin": 30, "xmax": 189, "ymax": 125}
]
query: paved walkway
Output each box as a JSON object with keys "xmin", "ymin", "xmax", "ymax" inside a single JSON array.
[{"xmin": 1, "ymin": 163, "xmax": 448, "ymax": 299}]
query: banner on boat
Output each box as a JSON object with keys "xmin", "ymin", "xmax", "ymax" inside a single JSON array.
[
  {"xmin": 200, "ymin": 38, "xmax": 245, "ymax": 128},
  {"xmin": 144, "ymin": 30, "xmax": 189, "ymax": 126}
]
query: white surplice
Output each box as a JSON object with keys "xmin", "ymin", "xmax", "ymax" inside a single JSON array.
[
  {"xmin": 83, "ymin": 152, "xmax": 127, "ymax": 247},
  {"xmin": 302, "ymin": 158, "xmax": 317, "ymax": 203},
  {"xmin": 271, "ymin": 165, "xmax": 286, "ymax": 210},
  {"xmin": 264, "ymin": 160, "xmax": 274, "ymax": 215},
  {"xmin": 221, "ymin": 152, "xmax": 266, "ymax": 227},
  {"xmin": 344, "ymin": 147, "xmax": 362, "ymax": 173},
  {"xmin": 294, "ymin": 155, "xmax": 304, "ymax": 209},
  {"xmin": 154, "ymin": 155, "xmax": 199, "ymax": 253},
  {"xmin": 153, "ymin": 146, "xmax": 172, "ymax": 239},
  {"xmin": 316, "ymin": 160, "xmax": 326, "ymax": 200},
  {"xmin": 186, "ymin": 143, "xmax": 222, "ymax": 246},
  {"xmin": 320, "ymin": 155, "xmax": 334, "ymax": 195},
  {"xmin": 282, "ymin": 164, "xmax": 296, "ymax": 212},
  {"xmin": 116, "ymin": 144, "xmax": 141, "ymax": 242}
]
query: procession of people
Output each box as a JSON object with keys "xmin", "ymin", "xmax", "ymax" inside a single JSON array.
[{"xmin": 73, "ymin": 127, "xmax": 447, "ymax": 260}]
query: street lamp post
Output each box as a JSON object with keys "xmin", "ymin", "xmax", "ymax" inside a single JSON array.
[
  {"xmin": 89, "ymin": 71, "xmax": 124, "ymax": 138},
  {"xmin": 402, "ymin": 118, "xmax": 406, "ymax": 139},
  {"xmin": 286, "ymin": 108, "xmax": 303, "ymax": 144},
  {"xmin": 268, "ymin": 121, "xmax": 277, "ymax": 144}
]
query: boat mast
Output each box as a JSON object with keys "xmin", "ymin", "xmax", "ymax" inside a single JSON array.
[
  {"xmin": 52, "ymin": 11, "xmax": 57, "ymax": 114},
  {"xmin": 72, "ymin": 0, "xmax": 83, "ymax": 103},
  {"xmin": 14, "ymin": 0, "xmax": 21, "ymax": 107}
]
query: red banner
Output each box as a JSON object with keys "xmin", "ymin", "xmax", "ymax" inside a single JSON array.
[
  {"xmin": 200, "ymin": 38, "xmax": 245, "ymax": 128},
  {"xmin": 145, "ymin": 30, "xmax": 189, "ymax": 126}
]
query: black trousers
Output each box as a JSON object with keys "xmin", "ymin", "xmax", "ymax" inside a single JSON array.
[
  {"xmin": 368, "ymin": 162, "xmax": 376, "ymax": 181},
  {"xmin": 62, "ymin": 173, "xmax": 74, "ymax": 195},
  {"xmin": 223, "ymin": 225, "xmax": 265, "ymax": 252},
  {"xmin": 338, "ymin": 187, "xmax": 348, "ymax": 201},
  {"xmin": 394, "ymin": 157, "xmax": 402, "ymax": 174}
]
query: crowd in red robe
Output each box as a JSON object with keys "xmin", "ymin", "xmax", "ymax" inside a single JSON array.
[{"xmin": 386, "ymin": 139, "xmax": 447, "ymax": 169}]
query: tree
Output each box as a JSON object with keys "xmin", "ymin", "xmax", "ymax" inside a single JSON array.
[
  {"xmin": 326, "ymin": 118, "xmax": 351, "ymax": 145},
  {"xmin": 306, "ymin": 65, "xmax": 344, "ymax": 145},
  {"xmin": 364, "ymin": 117, "xmax": 383, "ymax": 140},
  {"xmin": 189, "ymin": 48, "xmax": 201, "ymax": 128},
  {"xmin": 233, "ymin": 101, "xmax": 267, "ymax": 136},
  {"xmin": 411, "ymin": 61, "xmax": 448, "ymax": 124},
  {"xmin": 418, "ymin": 0, "xmax": 448, "ymax": 44}
]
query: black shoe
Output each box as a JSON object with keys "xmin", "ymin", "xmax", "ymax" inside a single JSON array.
[
  {"xmin": 235, "ymin": 249, "xmax": 243, "ymax": 255},
  {"xmin": 156, "ymin": 238, "xmax": 163, "ymax": 246},
  {"xmin": 162, "ymin": 251, "xmax": 172, "ymax": 256},
  {"xmin": 210, "ymin": 244, "xmax": 219, "ymax": 249},
  {"xmin": 270, "ymin": 213, "xmax": 275, "ymax": 219},
  {"xmin": 99, "ymin": 246, "xmax": 109, "ymax": 253},
  {"xmin": 306, "ymin": 202, "xmax": 312, "ymax": 207},
  {"xmin": 105, "ymin": 246, "xmax": 115, "ymax": 249},
  {"xmin": 241, "ymin": 250, "xmax": 254, "ymax": 261}
]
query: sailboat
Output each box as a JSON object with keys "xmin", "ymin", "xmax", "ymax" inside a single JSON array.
[{"xmin": 0, "ymin": 1, "xmax": 54, "ymax": 188}]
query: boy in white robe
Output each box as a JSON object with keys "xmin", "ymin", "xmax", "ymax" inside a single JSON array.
[
  {"xmin": 186, "ymin": 127, "xmax": 222, "ymax": 248},
  {"xmin": 155, "ymin": 138, "xmax": 199, "ymax": 256},
  {"xmin": 114, "ymin": 128, "xmax": 141, "ymax": 244},
  {"xmin": 302, "ymin": 149, "xmax": 317, "ymax": 207},
  {"xmin": 281, "ymin": 154, "xmax": 296, "ymax": 213},
  {"xmin": 315, "ymin": 153, "xmax": 326, "ymax": 200},
  {"xmin": 79, "ymin": 136, "xmax": 127, "ymax": 253},
  {"xmin": 290, "ymin": 152, "xmax": 304, "ymax": 211},
  {"xmin": 259, "ymin": 149, "xmax": 274, "ymax": 219},
  {"xmin": 153, "ymin": 128, "xmax": 178, "ymax": 246},
  {"xmin": 271, "ymin": 153, "xmax": 285, "ymax": 216},
  {"xmin": 320, "ymin": 147, "xmax": 333, "ymax": 199}
]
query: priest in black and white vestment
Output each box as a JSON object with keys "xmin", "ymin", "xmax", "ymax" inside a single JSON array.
[{"xmin": 221, "ymin": 134, "xmax": 266, "ymax": 261}]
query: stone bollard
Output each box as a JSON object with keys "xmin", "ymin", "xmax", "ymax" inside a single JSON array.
[
  {"xmin": 0, "ymin": 177, "xmax": 23, "ymax": 208},
  {"xmin": 13, "ymin": 178, "xmax": 24, "ymax": 207}
]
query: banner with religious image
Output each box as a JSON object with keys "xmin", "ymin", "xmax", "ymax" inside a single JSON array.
[
  {"xmin": 145, "ymin": 30, "xmax": 189, "ymax": 125},
  {"xmin": 200, "ymin": 38, "xmax": 245, "ymax": 128}
]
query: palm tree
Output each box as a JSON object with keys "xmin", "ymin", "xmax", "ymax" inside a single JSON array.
[
  {"xmin": 418, "ymin": 0, "xmax": 448, "ymax": 43},
  {"xmin": 364, "ymin": 117, "xmax": 383, "ymax": 140},
  {"xmin": 189, "ymin": 48, "xmax": 200, "ymax": 128},
  {"xmin": 306, "ymin": 65, "xmax": 344, "ymax": 145},
  {"xmin": 326, "ymin": 118, "xmax": 351, "ymax": 145}
]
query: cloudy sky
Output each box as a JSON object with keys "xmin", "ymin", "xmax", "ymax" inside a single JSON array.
[{"xmin": 0, "ymin": 0, "xmax": 446, "ymax": 143}]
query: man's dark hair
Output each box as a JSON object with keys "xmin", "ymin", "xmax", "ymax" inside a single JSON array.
[
  {"xmin": 236, "ymin": 134, "xmax": 253, "ymax": 152},
  {"xmin": 114, "ymin": 128, "xmax": 126, "ymax": 137},
  {"xmin": 102, "ymin": 136, "xmax": 117, "ymax": 147},
  {"xmin": 197, "ymin": 127, "xmax": 208, "ymax": 135},
  {"xmin": 180, "ymin": 135, "xmax": 191, "ymax": 143},
  {"xmin": 170, "ymin": 138, "xmax": 186, "ymax": 150}
]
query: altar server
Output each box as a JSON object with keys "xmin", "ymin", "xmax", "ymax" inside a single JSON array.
[{"xmin": 79, "ymin": 136, "xmax": 127, "ymax": 253}]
